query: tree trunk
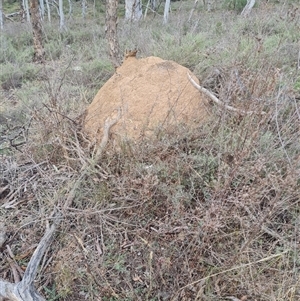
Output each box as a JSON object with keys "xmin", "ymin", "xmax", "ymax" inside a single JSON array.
[
  {"xmin": 0, "ymin": 0, "xmax": 3, "ymax": 30},
  {"xmin": 39, "ymin": 0, "xmax": 44, "ymax": 19},
  {"xmin": 163, "ymin": 0, "xmax": 170, "ymax": 24},
  {"xmin": 125, "ymin": 0, "xmax": 142, "ymax": 21},
  {"xmin": 105, "ymin": 0, "xmax": 121, "ymax": 68},
  {"xmin": 150, "ymin": 0, "xmax": 157, "ymax": 11},
  {"xmin": 241, "ymin": 0, "xmax": 256, "ymax": 16},
  {"xmin": 82, "ymin": 0, "xmax": 86, "ymax": 19},
  {"xmin": 23, "ymin": 0, "xmax": 31, "ymax": 22},
  {"xmin": 30, "ymin": 0, "xmax": 45, "ymax": 63},
  {"xmin": 59, "ymin": 0, "xmax": 66, "ymax": 30},
  {"xmin": 144, "ymin": 0, "xmax": 157, "ymax": 19},
  {"xmin": 45, "ymin": 0, "xmax": 51, "ymax": 22},
  {"xmin": 68, "ymin": 0, "xmax": 72, "ymax": 18}
]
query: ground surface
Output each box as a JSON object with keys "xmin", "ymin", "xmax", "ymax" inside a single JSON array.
[{"xmin": 0, "ymin": 1, "xmax": 300, "ymax": 300}]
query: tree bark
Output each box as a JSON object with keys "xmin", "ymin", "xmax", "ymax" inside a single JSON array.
[
  {"xmin": 59, "ymin": 0, "xmax": 66, "ymax": 31},
  {"xmin": 0, "ymin": 0, "xmax": 3, "ymax": 30},
  {"xmin": 23, "ymin": 0, "xmax": 31, "ymax": 22},
  {"xmin": 82, "ymin": 0, "xmax": 86, "ymax": 19},
  {"xmin": 241, "ymin": 0, "xmax": 256, "ymax": 17},
  {"xmin": 68, "ymin": 0, "xmax": 72, "ymax": 18},
  {"xmin": 125, "ymin": 0, "xmax": 142, "ymax": 21},
  {"xmin": 163, "ymin": 0, "xmax": 170, "ymax": 24},
  {"xmin": 105, "ymin": 0, "xmax": 121, "ymax": 68},
  {"xmin": 150, "ymin": 0, "xmax": 157, "ymax": 11},
  {"xmin": 39, "ymin": 0, "xmax": 44, "ymax": 20},
  {"xmin": 30, "ymin": 0, "xmax": 45, "ymax": 63},
  {"xmin": 45, "ymin": 0, "xmax": 51, "ymax": 22},
  {"xmin": 144, "ymin": 0, "xmax": 157, "ymax": 19}
]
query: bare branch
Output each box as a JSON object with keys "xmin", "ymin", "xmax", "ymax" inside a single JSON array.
[{"xmin": 187, "ymin": 73, "xmax": 266, "ymax": 116}]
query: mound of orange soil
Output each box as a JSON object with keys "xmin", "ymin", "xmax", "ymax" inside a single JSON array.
[{"xmin": 84, "ymin": 56, "xmax": 208, "ymax": 141}]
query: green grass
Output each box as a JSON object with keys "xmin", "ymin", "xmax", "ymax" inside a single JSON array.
[{"xmin": 2, "ymin": 0, "xmax": 20, "ymax": 14}]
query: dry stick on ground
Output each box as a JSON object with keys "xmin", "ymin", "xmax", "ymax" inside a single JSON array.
[
  {"xmin": 187, "ymin": 73, "xmax": 266, "ymax": 115},
  {"xmin": 0, "ymin": 112, "xmax": 120, "ymax": 300}
]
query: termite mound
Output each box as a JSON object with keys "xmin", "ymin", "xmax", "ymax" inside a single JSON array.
[{"xmin": 84, "ymin": 55, "xmax": 208, "ymax": 142}]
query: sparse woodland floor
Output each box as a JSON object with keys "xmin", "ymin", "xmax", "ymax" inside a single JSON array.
[{"xmin": 1, "ymin": 1, "xmax": 300, "ymax": 300}]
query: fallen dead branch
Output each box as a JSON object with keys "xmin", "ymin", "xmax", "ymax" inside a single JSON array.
[
  {"xmin": 0, "ymin": 111, "xmax": 120, "ymax": 300},
  {"xmin": 0, "ymin": 220, "xmax": 59, "ymax": 301},
  {"xmin": 187, "ymin": 72, "xmax": 266, "ymax": 115}
]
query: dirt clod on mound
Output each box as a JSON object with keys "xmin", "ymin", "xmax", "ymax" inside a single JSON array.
[{"xmin": 84, "ymin": 56, "xmax": 208, "ymax": 141}]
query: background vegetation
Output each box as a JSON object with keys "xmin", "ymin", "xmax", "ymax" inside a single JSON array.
[{"xmin": 1, "ymin": 0, "xmax": 300, "ymax": 300}]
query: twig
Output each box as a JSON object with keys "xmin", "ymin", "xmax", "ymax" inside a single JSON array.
[{"xmin": 43, "ymin": 103, "xmax": 77, "ymax": 124}]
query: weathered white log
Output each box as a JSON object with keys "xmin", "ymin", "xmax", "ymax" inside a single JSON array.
[{"xmin": 0, "ymin": 222, "xmax": 58, "ymax": 301}]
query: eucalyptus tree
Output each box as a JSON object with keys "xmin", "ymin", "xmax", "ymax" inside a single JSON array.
[
  {"xmin": 22, "ymin": 0, "xmax": 30, "ymax": 22},
  {"xmin": 82, "ymin": 0, "xmax": 87, "ymax": 19},
  {"xmin": 163, "ymin": 0, "xmax": 170, "ymax": 24},
  {"xmin": 59, "ymin": 0, "xmax": 66, "ymax": 30},
  {"xmin": 45, "ymin": 0, "xmax": 51, "ymax": 22},
  {"xmin": 67, "ymin": 0, "xmax": 73, "ymax": 18},
  {"xmin": 30, "ymin": 0, "xmax": 45, "ymax": 62},
  {"xmin": 106, "ymin": 0, "xmax": 121, "ymax": 67},
  {"xmin": 150, "ymin": 0, "xmax": 157, "ymax": 11},
  {"xmin": 39, "ymin": 0, "xmax": 45, "ymax": 19},
  {"xmin": 125, "ymin": 0, "xmax": 142, "ymax": 21},
  {"xmin": 0, "ymin": 0, "xmax": 3, "ymax": 30}
]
